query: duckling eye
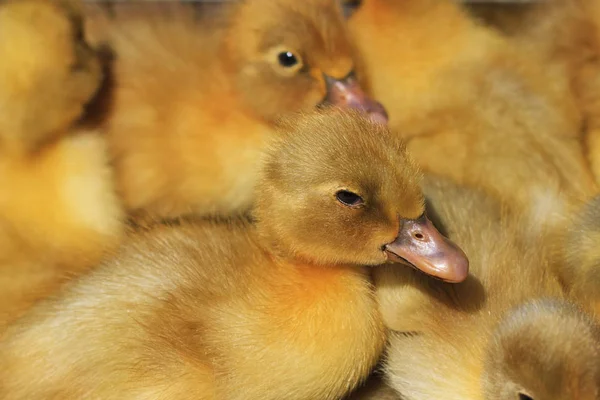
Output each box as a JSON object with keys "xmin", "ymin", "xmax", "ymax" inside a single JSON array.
[
  {"xmin": 518, "ymin": 393, "xmax": 534, "ymax": 400},
  {"xmin": 336, "ymin": 190, "xmax": 364, "ymax": 207},
  {"xmin": 278, "ymin": 51, "xmax": 299, "ymax": 68}
]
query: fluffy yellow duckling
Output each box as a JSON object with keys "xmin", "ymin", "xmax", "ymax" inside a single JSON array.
[
  {"xmin": 347, "ymin": 0, "xmax": 597, "ymax": 235},
  {"xmin": 0, "ymin": 110, "xmax": 467, "ymax": 400},
  {"xmin": 482, "ymin": 299, "xmax": 600, "ymax": 400},
  {"xmin": 374, "ymin": 175, "xmax": 599, "ymax": 400},
  {"xmin": 80, "ymin": 0, "xmax": 387, "ymax": 220},
  {"xmin": 468, "ymin": 0, "xmax": 600, "ymax": 190},
  {"xmin": 0, "ymin": 0, "xmax": 123, "ymax": 326},
  {"xmin": 466, "ymin": 0, "xmax": 600, "ymax": 321}
]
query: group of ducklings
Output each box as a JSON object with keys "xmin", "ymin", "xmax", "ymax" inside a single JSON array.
[{"xmin": 0, "ymin": 0, "xmax": 599, "ymax": 399}]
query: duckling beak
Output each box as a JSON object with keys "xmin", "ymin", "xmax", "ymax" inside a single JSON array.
[
  {"xmin": 384, "ymin": 215, "xmax": 469, "ymax": 283},
  {"xmin": 323, "ymin": 73, "xmax": 389, "ymax": 124}
]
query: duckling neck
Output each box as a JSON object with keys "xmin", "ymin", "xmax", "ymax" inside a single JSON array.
[{"xmin": 279, "ymin": 256, "xmax": 371, "ymax": 287}]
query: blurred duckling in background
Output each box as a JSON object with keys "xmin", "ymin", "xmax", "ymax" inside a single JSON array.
[
  {"xmin": 347, "ymin": 0, "xmax": 597, "ymax": 235},
  {"xmin": 0, "ymin": 0, "xmax": 123, "ymax": 327},
  {"xmin": 482, "ymin": 299, "xmax": 600, "ymax": 400},
  {"xmin": 463, "ymin": 1, "xmax": 600, "ymax": 319},
  {"xmin": 350, "ymin": 306, "xmax": 600, "ymax": 400},
  {"xmin": 465, "ymin": 0, "xmax": 600, "ymax": 189},
  {"xmin": 373, "ymin": 175, "xmax": 599, "ymax": 400},
  {"xmin": 82, "ymin": 0, "xmax": 387, "ymax": 220},
  {"xmin": 0, "ymin": 110, "xmax": 468, "ymax": 400}
]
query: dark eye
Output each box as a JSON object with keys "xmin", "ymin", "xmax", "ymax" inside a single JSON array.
[
  {"xmin": 336, "ymin": 190, "xmax": 364, "ymax": 207},
  {"xmin": 278, "ymin": 51, "xmax": 298, "ymax": 68},
  {"xmin": 518, "ymin": 393, "xmax": 533, "ymax": 400}
]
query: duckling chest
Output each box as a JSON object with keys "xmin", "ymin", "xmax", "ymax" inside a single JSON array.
[{"xmin": 211, "ymin": 265, "xmax": 386, "ymax": 400}]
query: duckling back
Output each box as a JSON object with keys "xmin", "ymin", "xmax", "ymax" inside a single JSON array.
[{"xmin": 0, "ymin": 220, "xmax": 258, "ymax": 399}]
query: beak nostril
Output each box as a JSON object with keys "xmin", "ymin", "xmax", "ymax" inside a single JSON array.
[{"xmin": 414, "ymin": 233, "xmax": 424, "ymax": 240}]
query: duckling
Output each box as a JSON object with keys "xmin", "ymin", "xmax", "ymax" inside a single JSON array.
[
  {"xmin": 80, "ymin": 0, "xmax": 387, "ymax": 220},
  {"xmin": 375, "ymin": 174, "xmax": 599, "ymax": 400},
  {"xmin": 347, "ymin": 0, "xmax": 597, "ymax": 234},
  {"xmin": 464, "ymin": 0, "xmax": 600, "ymax": 318},
  {"xmin": 482, "ymin": 299, "xmax": 600, "ymax": 400},
  {"xmin": 0, "ymin": 110, "xmax": 468, "ymax": 399},
  {"xmin": 465, "ymin": 0, "xmax": 600, "ymax": 189},
  {"xmin": 0, "ymin": 0, "xmax": 123, "ymax": 325}
]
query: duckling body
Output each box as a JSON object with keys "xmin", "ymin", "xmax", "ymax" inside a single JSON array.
[
  {"xmin": 0, "ymin": 0, "xmax": 123, "ymax": 326},
  {"xmin": 1, "ymin": 221, "xmax": 383, "ymax": 400},
  {"xmin": 83, "ymin": 1, "xmax": 386, "ymax": 219},
  {"xmin": 466, "ymin": 0, "xmax": 600, "ymax": 190},
  {"xmin": 348, "ymin": 0, "xmax": 597, "ymax": 233},
  {"xmin": 465, "ymin": 0, "xmax": 600, "ymax": 319},
  {"xmin": 376, "ymin": 175, "xmax": 599, "ymax": 400},
  {"xmin": 482, "ymin": 298, "xmax": 600, "ymax": 400},
  {"xmin": 0, "ymin": 111, "xmax": 467, "ymax": 399}
]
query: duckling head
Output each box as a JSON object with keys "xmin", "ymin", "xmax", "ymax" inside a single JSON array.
[
  {"xmin": 483, "ymin": 299, "xmax": 600, "ymax": 400},
  {"xmin": 254, "ymin": 109, "xmax": 468, "ymax": 282},
  {"xmin": 224, "ymin": 0, "xmax": 387, "ymax": 125},
  {"xmin": 0, "ymin": 0, "xmax": 101, "ymax": 150}
]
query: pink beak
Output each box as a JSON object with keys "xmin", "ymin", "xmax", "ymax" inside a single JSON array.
[
  {"xmin": 324, "ymin": 73, "xmax": 389, "ymax": 125},
  {"xmin": 384, "ymin": 214, "xmax": 469, "ymax": 283}
]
